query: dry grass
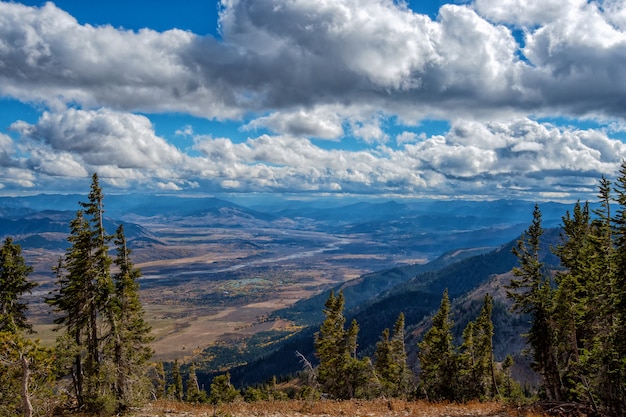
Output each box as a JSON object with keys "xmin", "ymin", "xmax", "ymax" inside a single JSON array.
[{"xmin": 131, "ymin": 399, "xmax": 547, "ymax": 417}]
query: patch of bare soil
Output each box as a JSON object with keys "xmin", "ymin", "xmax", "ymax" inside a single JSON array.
[{"xmin": 131, "ymin": 399, "xmax": 547, "ymax": 417}]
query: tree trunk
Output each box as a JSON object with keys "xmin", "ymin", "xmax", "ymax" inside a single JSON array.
[{"xmin": 21, "ymin": 355, "xmax": 33, "ymax": 417}]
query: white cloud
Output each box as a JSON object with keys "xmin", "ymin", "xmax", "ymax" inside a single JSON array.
[
  {"xmin": 473, "ymin": 0, "xmax": 585, "ymax": 26},
  {"xmin": 175, "ymin": 125, "xmax": 194, "ymax": 136},
  {"xmin": 243, "ymin": 107, "xmax": 344, "ymax": 139},
  {"xmin": 156, "ymin": 181, "xmax": 183, "ymax": 191},
  {"xmin": 0, "ymin": 133, "xmax": 14, "ymax": 165},
  {"xmin": 0, "ymin": 0, "xmax": 625, "ymax": 123},
  {"xmin": 12, "ymin": 108, "xmax": 186, "ymax": 171},
  {"xmin": 190, "ymin": 118, "xmax": 626, "ymax": 198},
  {"xmin": 396, "ymin": 131, "xmax": 422, "ymax": 145},
  {"xmin": 5, "ymin": 104, "xmax": 625, "ymax": 198}
]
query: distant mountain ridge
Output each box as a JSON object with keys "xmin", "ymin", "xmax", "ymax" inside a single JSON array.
[{"xmin": 1, "ymin": 194, "xmax": 574, "ymax": 258}]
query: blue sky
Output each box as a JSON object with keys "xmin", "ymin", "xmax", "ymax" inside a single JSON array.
[{"xmin": 1, "ymin": 0, "xmax": 626, "ymax": 201}]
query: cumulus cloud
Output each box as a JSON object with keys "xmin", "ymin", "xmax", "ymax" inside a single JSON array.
[
  {"xmin": 189, "ymin": 118, "xmax": 626, "ymax": 198},
  {"xmin": 12, "ymin": 108, "xmax": 185, "ymax": 169},
  {"xmin": 9, "ymin": 108, "xmax": 189, "ymax": 186},
  {"xmin": 0, "ymin": 0, "xmax": 624, "ymax": 122},
  {"xmin": 5, "ymin": 104, "xmax": 626, "ymax": 198},
  {"xmin": 243, "ymin": 107, "xmax": 344, "ymax": 139},
  {"xmin": 0, "ymin": 133, "xmax": 14, "ymax": 165}
]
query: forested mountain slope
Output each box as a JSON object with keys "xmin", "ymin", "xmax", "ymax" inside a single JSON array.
[{"xmin": 202, "ymin": 228, "xmax": 562, "ymax": 389}]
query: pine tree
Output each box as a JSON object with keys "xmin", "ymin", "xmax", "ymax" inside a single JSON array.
[
  {"xmin": 109, "ymin": 224, "xmax": 153, "ymax": 409},
  {"xmin": 0, "ymin": 332, "xmax": 55, "ymax": 417},
  {"xmin": 186, "ymin": 363, "xmax": 206, "ymax": 403},
  {"xmin": 417, "ymin": 289, "xmax": 457, "ymax": 401},
  {"xmin": 458, "ymin": 294, "xmax": 496, "ymax": 400},
  {"xmin": 0, "ymin": 238, "xmax": 37, "ymax": 334},
  {"xmin": 154, "ymin": 361, "xmax": 166, "ymax": 399},
  {"xmin": 0, "ymin": 240, "xmax": 52, "ymax": 417},
  {"xmin": 169, "ymin": 359, "xmax": 184, "ymax": 401},
  {"xmin": 315, "ymin": 290, "xmax": 347, "ymax": 398},
  {"xmin": 374, "ymin": 313, "xmax": 412, "ymax": 398},
  {"xmin": 47, "ymin": 173, "xmax": 152, "ymax": 412},
  {"xmin": 552, "ymin": 201, "xmax": 597, "ymax": 403},
  {"xmin": 208, "ymin": 373, "xmax": 239, "ymax": 405},
  {"xmin": 607, "ymin": 163, "xmax": 626, "ymax": 415},
  {"xmin": 47, "ymin": 174, "xmax": 115, "ymax": 410},
  {"xmin": 314, "ymin": 291, "xmax": 372, "ymax": 399},
  {"xmin": 507, "ymin": 205, "xmax": 561, "ymax": 400}
]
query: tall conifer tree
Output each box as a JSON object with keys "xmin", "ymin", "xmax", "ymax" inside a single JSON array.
[
  {"xmin": 47, "ymin": 173, "xmax": 152, "ymax": 413},
  {"xmin": 0, "ymin": 238, "xmax": 36, "ymax": 334},
  {"xmin": 374, "ymin": 313, "xmax": 411, "ymax": 398},
  {"xmin": 109, "ymin": 224, "xmax": 153, "ymax": 409},
  {"xmin": 507, "ymin": 205, "xmax": 562, "ymax": 400},
  {"xmin": 418, "ymin": 289, "xmax": 457, "ymax": 401}
]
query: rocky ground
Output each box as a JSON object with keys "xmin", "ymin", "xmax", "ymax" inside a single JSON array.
[{"xmin": 129, "ymin": 399, "xmax": 546, "ymax": 417}]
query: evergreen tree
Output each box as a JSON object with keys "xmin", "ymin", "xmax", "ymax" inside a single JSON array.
[
  {"xmin": 552, "ymin": 201, "xmax": 596, "ymax": 403},
  {"xmin": 0, "ymin": 332, "xmax": 55, "ymax": 417},
  {"xmin": 417, "ymin": 289, "xmax": 457, "ymax": 401},
  {"xmin": 47, "ymin": 173, "xmax": 152, "ymax": 413},
  {"xmin": 154, "ymin": 361, "xmax": 166, "ymax": 399},
  {"xmin": 109, "ymin": 225, "xmax": 153, "ymax": 409},
  {"xmin": 458, "ymin": 294, "xmax": 496, "ymax": 400},
  {"xmin": 0, "ymin": 241, "xmax": 53, "ymax": 417},
  {"xmin": 0, "ymin": 238, "xmax": 37, "ymax": 334},
  {"xmin": 169, "ymin": 359, "xmax": 184, "ymax": 401},
  {"xmin": 607, "ymin": 164, "xmax": 626, "ymax": 414},
  {"xmin": 315, "ymin": 290, "xmax": 348, "ymax": 398},
  {"xmin": 507, "ymin": 205, "xmax": 561, "ymax": 400},
  {"xmin": 374, "ymin": 313, "xmax": 412, "ymax": 398},
  {"xmin": 47, "ymin": 174, "xmax": 115, "ymax": 410},
  {"xmin": 186, "ymin": 363, "xmax": 206, "ymax": 403},
  {"xmin": 208, "ymin": 373, "xmax": 239, "ymax": 405},
  {"xmin": 314, "ymin": 290, "xmax": 372, "ymax": 399}
]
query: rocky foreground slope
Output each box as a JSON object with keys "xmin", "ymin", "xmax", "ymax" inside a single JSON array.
[{"xmin": 129, "ymin": 400, "xmax": 546, "ymax": 417}]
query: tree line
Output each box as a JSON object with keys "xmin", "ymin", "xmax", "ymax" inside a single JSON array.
[{"xmin": 506, "ymin": 170, "xmax": 626, "ymax": 415}]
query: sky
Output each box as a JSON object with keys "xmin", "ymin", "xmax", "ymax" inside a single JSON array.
[{"xmin": 1, "ymin": 0, "xmax": 626, "ymax": 201}]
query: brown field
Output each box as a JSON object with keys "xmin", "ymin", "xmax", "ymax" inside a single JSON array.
[
  {"xmin": 25, "ymin": 219, "xmax": 429, "ymax": 363},
  {"xmin": 130, "ymin": 399, "xmax": 547, "ymax": 417}
]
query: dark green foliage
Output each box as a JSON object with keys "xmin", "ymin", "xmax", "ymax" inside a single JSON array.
[
  {"xmin": 242, "ymin": 376, "xmax": 288, "ymax": 402},
  {"xmin": 0, "ymin": 335, "xmax": 56, "ymax": 417},
  {"xmin": 46, "ymin": 173, "xmax": 153, "ymax": 413},
  {"xmin": 169, "ymin": 359, "xmax": 184, "ymax": 401},
  {"xmin": 374, "ymin": 313, "xmax": 412, "ymax": 398},
  {"xmin": 506, "ymin": 164, "xmax": 626, "ymax": 415},
  {"xmin": 0, "ymin": 238, "xmax": 37, "ymax": 334},
  {"xmin": 314, "ymin": 291, "xmax": 373, "ymax": 399},
  {"xmin": 109, "ymin": 224, "xmax": 154, "ymax": 409},
  {"xmin": 0, "ymin": 243, "xmax": 53, "ymax": 417},
  {"xmin": 209, "ymin": 373, "xmax": 240, "ymax": 405},
  {"xmin": 417, "ymin": 289, "xmax": 458, "ymax": 401},
  {"xmin": 457, "ymin": 294, "xmax": 496, "ymax": 400},
  {"xmin": 152, "ymin": 361, "xmax": 166, "ymax": 399},
  {"xmin": 507, "ymin": 205, "xmax": 561, "ymax": 401},
  {"xmin": 186, "ymin": 363, "xmax": 207, "ymax": 403}
]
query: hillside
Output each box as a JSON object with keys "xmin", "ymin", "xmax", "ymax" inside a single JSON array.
[{"xmin": 195, "ymin": 228, "xmax": 562, "ymax": 390}]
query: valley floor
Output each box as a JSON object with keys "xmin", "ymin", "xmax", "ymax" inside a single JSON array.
[{"xmin": 129, "ymin": 399, "xmax": 546, "ymax": 417}]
